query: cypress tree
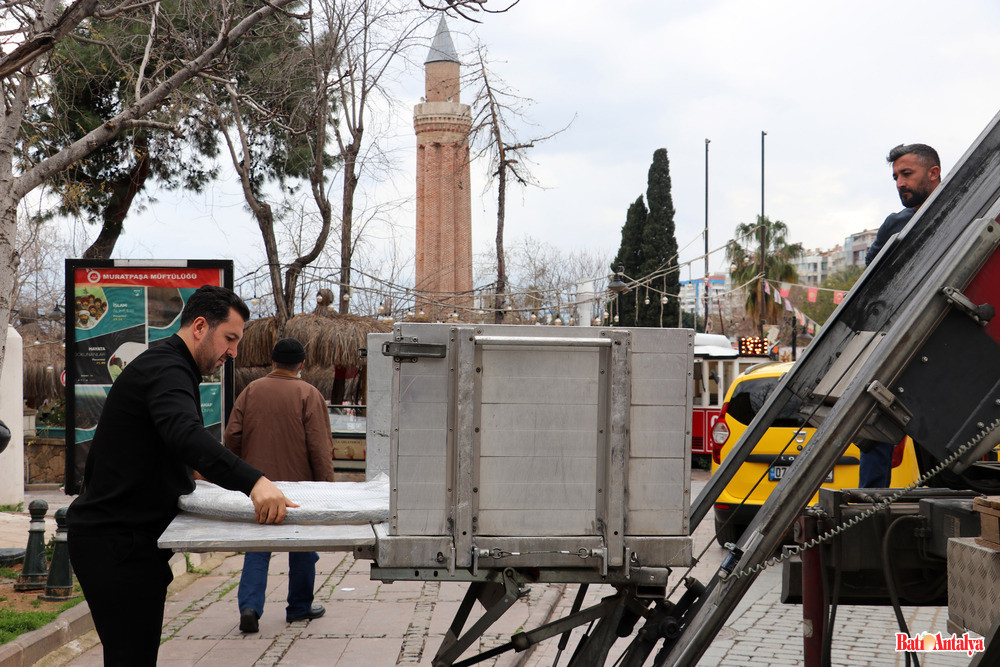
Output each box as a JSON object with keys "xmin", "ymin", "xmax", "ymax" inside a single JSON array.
[
  {"xmin": 642, "ymin": 148, "xmax": 680, "ymax": 327},
  {"xmin": 610, "ymin": 148, "xmax": 680, "ymax": 327},
  {"xmin": 611, "ymin": 197, "xmax": 647, "ymax": 326}
]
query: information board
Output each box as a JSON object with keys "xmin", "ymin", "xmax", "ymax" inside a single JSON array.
[{"xmin": 64, "ymin": 260, "xmax": 235, "ymax": 494}]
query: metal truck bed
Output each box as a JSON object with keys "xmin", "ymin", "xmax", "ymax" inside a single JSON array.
[{"xmin": 158, "ymin": 513, "xmax": 380, "ymax": 552}]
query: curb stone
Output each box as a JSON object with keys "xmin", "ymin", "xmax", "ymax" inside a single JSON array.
[{"xmin": 0, "ymin": 604, "xmax": 92, "ymax": 667}]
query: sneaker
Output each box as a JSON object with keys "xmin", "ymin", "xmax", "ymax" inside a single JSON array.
[
  {"xmin": 286, "ymin": 604, "xmax": 325, "ymax": 623},
  {"xmin": 239, "ymin": 608, "xmax": 259, "ymax": 633}
]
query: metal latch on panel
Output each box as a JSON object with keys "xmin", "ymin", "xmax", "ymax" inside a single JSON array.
[
  {"xmin": 381, "ymin": 341, "xmax": 447, "ymax": 362},
  {"xmin": 866, "ymin": 380, "xmax": 913, "ymax": 427},
  {"xmin": 941, "ymin": 286, "xmax": 995, "ymax": 326}
]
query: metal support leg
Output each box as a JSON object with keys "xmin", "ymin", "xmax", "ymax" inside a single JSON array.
[
  {"xmin": 566, "ymin": 590, "xmax": 631, "ymax": 667},
  {"xmin": 622, "ymin": 577, "xmax": 705, "ymax": 667},
  {"xmin": 433, "ymin": 568, "xmax": 523, "ymax": 666},
  {"xmin": 452, "ymin": 592, "xmax": 624, "ymax": 667},
  {"xmin": 554, "ymin": 584, "xmax": 589, "ymax": 665}
]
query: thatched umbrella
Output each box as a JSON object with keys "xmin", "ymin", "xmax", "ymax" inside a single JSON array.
[{"xmin": 235, "ymin": 311, "xmax": 391, "ymax": 402}]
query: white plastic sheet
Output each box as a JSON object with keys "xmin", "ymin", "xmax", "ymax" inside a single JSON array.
[{"xmin": 177, "ymin": 475, "xmax": 390, "ymax": 524}]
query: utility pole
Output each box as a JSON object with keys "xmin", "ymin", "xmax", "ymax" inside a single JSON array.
[
  {"xmin": 758, "ymin": 130, "xmax": 767, "ymax": 340},
  {"xmin": 704, "ymin": 138, "xmax": 710, "ymax": 333}
]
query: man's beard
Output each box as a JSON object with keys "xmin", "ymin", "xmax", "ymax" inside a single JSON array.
[
  {"xmin": 194, "ymin": 339, "xmax": 225, "ymax": 375},
  {"xmin": 900, "ymin": 182, "xmax": 933, "ymax": 209}
]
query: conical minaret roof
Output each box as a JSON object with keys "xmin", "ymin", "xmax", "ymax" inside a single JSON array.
[{"xmin": 425, "ymin": 16, "xmax": 459, "ymax": 64}]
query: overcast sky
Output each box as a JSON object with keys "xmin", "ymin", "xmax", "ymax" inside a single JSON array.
[{"xmin": 103, "ymin": 0, "xmax": 1000, "ymax": 297}]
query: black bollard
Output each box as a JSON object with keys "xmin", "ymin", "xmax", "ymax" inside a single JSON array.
[
  {"xmin": 39, "ymin": 508, "xmax": 73, "ymax": 600},
  {"xmin": 15, "ymin": 499, "xmax": 49, "ymax": 591}
]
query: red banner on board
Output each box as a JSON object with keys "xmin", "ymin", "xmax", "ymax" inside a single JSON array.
[{"xmin": 74, "ymin": 267, "xmax": 222, "ymax": 289}]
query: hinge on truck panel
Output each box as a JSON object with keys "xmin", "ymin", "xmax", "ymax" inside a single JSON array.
[
  {"xmin": 941, "ymin": 285, "xmax": 995, "ymax": 326},
  {"xmin": 866, "ymin": 380, "xmax": 913, "ymax": 427},
  {"xmin": 381, "ymin": 341, "xmax": 447, "ymax": 362}
]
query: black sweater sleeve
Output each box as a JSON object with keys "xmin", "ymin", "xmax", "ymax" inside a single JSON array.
[{"xmin": 149, "ymin": 363, "xmax": 261, "ymax": 494}]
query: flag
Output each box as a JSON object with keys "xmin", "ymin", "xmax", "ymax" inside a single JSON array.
[
  {"xmin": 797, "ymin": 310, "xmax": 805, "ymax": 326},
  {"xmin": 833, "ymin": 290, "xmax": 845, "ymax": 304},
  {"xmin": 774, "ymin": 291, "xmax": 782, "ymax": 304},
  {"xmin": 807, "ymin": 287, "xmax": 818, "ymax": 303},
  {"xmin": 785, "ymin": 299, "xmax": 793, "ymax": 312},
  {"xmin": 779, "ymin": 283, "xmax": 791, "ymax": 298},
  {"xmin": 763, "ymin": 281, "xmax": 771, "ymax": 294},
  {"xmin": 807, "ymin": 323, "xmax": 815, "ymax": 334}
]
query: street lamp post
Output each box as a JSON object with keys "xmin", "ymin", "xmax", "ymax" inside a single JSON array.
[
  {"xmin": 758, "ymin": 130, "xmax": 767, "ymax": 340},
  {"xmin": 704, "ymin": 138, "xmax": 710, "ymax": 333}
]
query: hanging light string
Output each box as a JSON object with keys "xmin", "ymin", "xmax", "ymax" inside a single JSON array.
[
  {"xmin": 613, "ymin": 217, "xmax": 767, "ymax": 291},
  {"xmin": 764, "ymin": 278, "xmax": 851, "ymax": 294},
  {"xmin": 232, "ymin": 219, "xmax": 768, "ymax": 319}
]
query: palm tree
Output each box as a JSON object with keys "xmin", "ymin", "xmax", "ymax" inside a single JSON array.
[{"xmin": 726, "ymin": 215, "xmax": 803, "ymax": 323}]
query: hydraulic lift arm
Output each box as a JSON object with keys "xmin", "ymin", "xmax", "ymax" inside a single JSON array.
[{"xmin": 674, "ymin": 107, "xmax": 1000, "ymax": 666}]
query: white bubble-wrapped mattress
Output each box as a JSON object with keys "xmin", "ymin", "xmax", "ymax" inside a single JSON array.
[{"xmin": 177, "ymin": 475, "xmax": 390, "ymax": 524}]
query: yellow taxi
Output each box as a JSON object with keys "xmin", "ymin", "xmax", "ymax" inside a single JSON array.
[{"xmin": 709, "ymin": 361, "xmax": 921, "ymax": 546}]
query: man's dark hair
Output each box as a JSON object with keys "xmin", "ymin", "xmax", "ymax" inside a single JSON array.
[
  {"xmin": 273, "ymin": 360, "xmax": 301, "ymax": 372},
  {"xmin": 180, "ymin": 285, "xmax": 251, "ymax": 328},
  {"xmin": 887, "ymin": 143, "xmax": 940, "ymax": 169}
]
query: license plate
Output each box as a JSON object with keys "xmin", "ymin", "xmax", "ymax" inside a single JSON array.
[{"xmin": 769, "ymin": 466, "xmax": 833, "ymax": 483}]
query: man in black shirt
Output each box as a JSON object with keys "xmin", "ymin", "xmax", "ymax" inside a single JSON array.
[
  {"xmin": 859, "ymin": 144, "xmax": 941, "ymax": 487},
  {"xmin": 68, "ymin": 285, "xmax": 294, "ymax": 665}
]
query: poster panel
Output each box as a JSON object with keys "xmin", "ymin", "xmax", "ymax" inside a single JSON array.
[{"xmin": 65, "ymin": 261, "xmax": 233, "ymax": 494}]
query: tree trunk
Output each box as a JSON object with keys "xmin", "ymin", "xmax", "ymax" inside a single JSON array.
[
  {"xmin": 0, "ymin": 39, "xmax": 42, "ymax": 375},
  {"xmin": 494, "ymin": 164, "xmax": 507, "ymax": 324},
  {"xmin": 292, "ymin": 88, "xmax": 335, "ymax": 318},
  {"xmin": 338, "ymin": 141, "xmax": 360, "ymax": 315},
  {"xmin": 83, "ymin": 136, "xmax": 152, "ymax": 259},
  {"xmin": 0, "ymin": 196, "xmax": 20, "ymax": 375}
]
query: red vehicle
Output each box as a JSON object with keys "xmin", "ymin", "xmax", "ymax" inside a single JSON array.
[{"xmin": 690, "ymin": 334, "xmax": 766, "ymax": 456}]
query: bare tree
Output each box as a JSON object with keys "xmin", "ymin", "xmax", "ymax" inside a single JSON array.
[
  {"xmin": 191, "ymin": 0, "xmax": 337, "ymax": 327},
  {"xmin": 0, "ymin": 0, "xmax": 300, "ymax": 373},
  {"xmin": 468, "ymin": 45, "xmax": 569, "ymax": 323},
  {"xmin": 13, "ymin": 197, "xmax": 77, "ymax": 340},
  {"xmin": 477, "ymin": 236, "xmax": 610, "ymax": 325},
  {"xmin": 417, "ymin": 0, "xmax": 520, "ymax": 23},
  {"xmin": 196, "ymin": 0, "xmax": 425, "ymax": 326},
  {"xmin": 327, "ymin": 0, "xmax": 429, "ymax": 314}
]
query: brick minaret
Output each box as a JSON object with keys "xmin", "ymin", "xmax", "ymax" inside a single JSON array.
[{"xmin": 414, "ymin": 17, "xmax": 473, "ymax": 319}]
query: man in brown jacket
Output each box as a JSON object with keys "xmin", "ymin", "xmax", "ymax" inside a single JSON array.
[{"xmin": 225, "ymin": 337, "xmax": 335, "ymax": 633}]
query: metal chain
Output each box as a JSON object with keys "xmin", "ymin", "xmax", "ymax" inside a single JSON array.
[
  {"xmin": 731, "ymin": 416, "xmax": 1000, "ymax": 579},
  {"xmin": 479, "ymin": 547, "xmax": 593, "ymax": 559}
]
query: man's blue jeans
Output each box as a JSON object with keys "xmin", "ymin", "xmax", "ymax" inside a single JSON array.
[
  {"xmin": 859, "ymin": 442, "xmax": 894, "ymax": 488},
  {"xmin": 238, "ymin": 551, "xmax": 320, "ymax": 620}
]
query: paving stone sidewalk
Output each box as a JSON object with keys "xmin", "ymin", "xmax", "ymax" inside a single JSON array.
[
  {"xmin": 61, "ymin": 551, "xmax": 561, "ymax": 666},
  {"xmin": 10, "ymin": 477, "xmax": 986, "ymax": 666}
]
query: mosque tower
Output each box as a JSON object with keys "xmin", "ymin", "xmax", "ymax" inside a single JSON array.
[{"xmin": 414, "ymin": 16, "xmax": 473, "ymax": 319}]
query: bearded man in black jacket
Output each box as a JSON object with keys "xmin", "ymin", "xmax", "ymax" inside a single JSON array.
[
  {"xmin": 859, "ymin": 144, "xmax": 941, "ymax": 488},
  {"xmin": 68, "ymin": 285, "xmax": 295, "ymax": 666}
]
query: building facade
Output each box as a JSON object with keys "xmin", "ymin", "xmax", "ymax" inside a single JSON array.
[
  {"xmin": 844, "ymin": 228, "xmax": 878, "ymax": 267},
  {"xmin": 679, "ymin": 274, "xmax": 728, "ymax": 320},
  {"xmin": 793, "ymin": 245, "xmax": 844, "ymax": 286}
]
